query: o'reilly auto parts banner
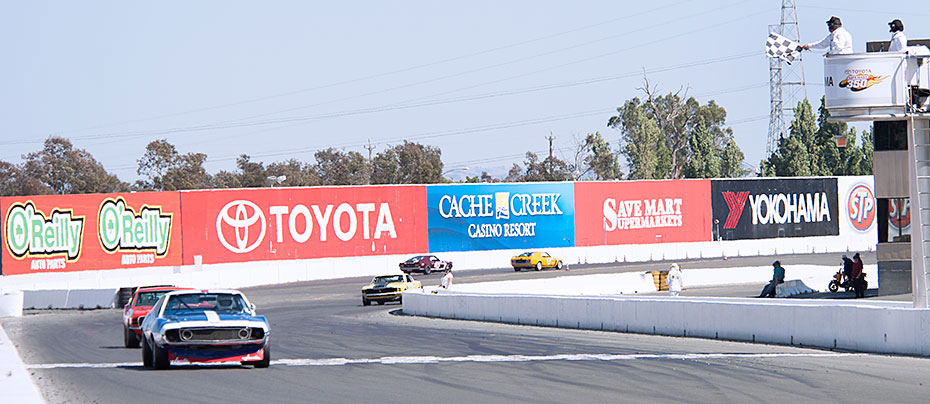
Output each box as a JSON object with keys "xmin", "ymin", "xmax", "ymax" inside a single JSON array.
[
  {"xmin": 711, "ymin": 178, "xmax": 839, "ymax": 240},
  {"xmin": 1, "ymin": 192, "xmax": 182, "ymax": 275},
  {"xmin": 426, "ymin": 183, "xmax": 574, "ymax": 252},
  {"xmin": 179, "ymin": 186, "xmax": 427, "ymax": 264},
  {"xmin": 574, "ymin": 180, "xmax": 711, "ymax": 246}
]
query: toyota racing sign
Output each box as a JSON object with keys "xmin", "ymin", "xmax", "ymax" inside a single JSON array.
[{"xmin": 179, "ymin": 186, "xmax": 427, "ymax": 264}]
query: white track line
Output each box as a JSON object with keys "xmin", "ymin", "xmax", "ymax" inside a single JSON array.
[{"xmin": 27, "ymin": 352, "xmax": 864, "ymax": 369}]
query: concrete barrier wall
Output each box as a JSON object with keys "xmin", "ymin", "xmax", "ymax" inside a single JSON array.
[
  {"xmin": 0, "ymin": 234, "xmax": 874, "ymax": 295},
  {"xmin": 403, "ymin": 291, "xmax": 930, "ymax": 356}
]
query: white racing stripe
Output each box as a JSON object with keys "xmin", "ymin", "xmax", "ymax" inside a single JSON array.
[{"xmin": 27, "ymin": 352, "xmax": 864, "ymax": 369}]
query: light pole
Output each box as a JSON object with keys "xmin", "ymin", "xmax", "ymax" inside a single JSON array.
[{"xmin": 267, "ymin": 175, "xmax": 286, "ymax": 187}]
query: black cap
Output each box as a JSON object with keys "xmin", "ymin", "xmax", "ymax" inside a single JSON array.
[
  {"xmin": 826, "ymin": 16, "xmax": 842, "ymax": 28},
  {"xmin": 889, "ymin": 19, "xmax": 903, "ymax": 32},
  {"xmin": 772, "ymin": 260, "xmax": 780, "ymax": 266}
]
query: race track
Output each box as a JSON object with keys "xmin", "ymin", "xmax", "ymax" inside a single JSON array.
[{"xmin": 4, "ymin": 253, "xmax": 930, "ymax": 403}]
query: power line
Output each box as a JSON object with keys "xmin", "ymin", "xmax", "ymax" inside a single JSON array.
[
  {"xmin": 5, "ymin": 51, "xmax": 761, "ymax": 148},
  {"xmin": 44, "ymin": 0, "xmax": 696, "ymax": 138}
]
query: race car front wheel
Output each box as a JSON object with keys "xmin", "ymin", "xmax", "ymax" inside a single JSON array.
[
  {"xmin": 124, "ymin": 326, "xmax": 140, "ymax": 348},
  {"xmin": 244, "ymin": 343, "xmax": 271, "ymax": 368},
  {"xmin": 141, "ymin": 338, "xmax": 153, "ymax": 368},
  {"xmin": 152, "ymin": 341, "xmax": 170, "ymax": 370}
]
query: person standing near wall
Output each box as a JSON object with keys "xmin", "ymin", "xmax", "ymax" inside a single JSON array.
[
  {"xmin": 440, "ymin": 268, "xmax": 454, "ymax": 290},
  {"xmin": 852, "ymin": 253, "xmax": 866, "ymax": 298},
  {"xmin": 666, "ymin": 263, "xmax": 683, "ymax": 297}
]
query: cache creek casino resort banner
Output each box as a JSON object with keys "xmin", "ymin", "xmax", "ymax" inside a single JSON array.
[{"xmin": 426, "ymin": 182, "xmax": 575, "ymax": 252}]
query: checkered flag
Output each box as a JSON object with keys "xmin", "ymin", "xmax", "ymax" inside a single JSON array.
[{"xmin": 765, "ymin": 32, "xmax": 801, "ymax": 64}]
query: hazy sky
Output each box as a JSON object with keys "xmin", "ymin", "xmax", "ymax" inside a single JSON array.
[{"xmin": 3, "ymin": 1, "xmax": 929, "ymax": 182}]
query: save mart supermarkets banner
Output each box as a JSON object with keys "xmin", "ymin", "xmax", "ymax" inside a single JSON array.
[
  {"xmin": 574, "ymin": 180, "xmax": 712, "ymax": 246},
  {"xmin": 711, "ymin": 178, "xmax": 839, "ymax": 240},
  {"xmin": 426, "ymin": 183, "xmax": 574, "ymax": 252},
  {"xmin": 179, "ymin": 186, "xmax": 427, "ymax": 265},
  {"xmin": 0, "ymin": 192, "xmax": 182, "ymax": 275}
]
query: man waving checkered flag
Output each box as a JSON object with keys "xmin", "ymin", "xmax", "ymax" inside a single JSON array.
[{"xmin": 766, "ymin": 32, "xmax": 801, "ymax": 64}]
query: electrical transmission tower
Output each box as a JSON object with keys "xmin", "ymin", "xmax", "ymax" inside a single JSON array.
[{"xmin": 767, "ymin": 0, "xmax": 807, "ymax": 157}]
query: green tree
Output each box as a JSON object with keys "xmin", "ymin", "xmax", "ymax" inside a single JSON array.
[
  {"xmin": 720, "ymin": 137, "xmax": 747, "ymax": 178},
  {"xmin": 22, "ymin": 137, "xmax": 126, "ymax": 194},
  {"xmin": 609, "ymin": 98, "xmax": 669, "ymax": 179},
  {"xmin": 522, "ymin": 152, "xmax": 573, "ymax": 182},
  {"xmin": 0, "ymin": 161, "xmax": 52, "ymax": 196},
  {"xmin": 683, "ymin": 118, "xmax": 720, "ymax": 178},
  {"xmin": 370, "ymin": 141, "xmax": 443, "ymax": 184},
  {"xmin": 504, "ymin": 163, "xmax": 524, "ymax": 182},
  {"xmin": 136, "ymin": 139, "xmax": 210, "ymax": 191},
  {"xmin": 266, "ymin": 159, "xmax": 319, "ymax": 187},
  {"xmin": 314, "ymin": 148, "xmax": 369, "ymax": 185},
  {"xmin": 576, "ymin": 132, "xmax": 622, "ymax": 180},
  {"xmin": 234, "ymin": 155, "xmax": 268, "ymax": 187}
]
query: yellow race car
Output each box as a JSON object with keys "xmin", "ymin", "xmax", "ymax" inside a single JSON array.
[
  {"xmin": 511, "ymin": 251, "xmax": 563, "ymax": 272},
  {"xmin": 362, "ymin": 274, "xmax": 422, "ymax": 306}
]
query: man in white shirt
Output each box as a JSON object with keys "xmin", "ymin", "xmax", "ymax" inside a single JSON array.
[
  {"xmin": 802, "ymin": 16, "xmax": 853, "ymax": 55},
  {"xmin": 888, "ymin": 19, "xmax": 907, "ymax": 52},
  {"xmin": 440, "ymin": 268, "xmax": 453, "ymax": 289},
  {"xmin": 666, "ymin": 263, "xmax": 683, "ymax": 297}
]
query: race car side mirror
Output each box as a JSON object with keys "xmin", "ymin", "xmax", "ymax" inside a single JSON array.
[{"xmin": 250, "ymin": 303, "xmax": 256, "ymax": 312}]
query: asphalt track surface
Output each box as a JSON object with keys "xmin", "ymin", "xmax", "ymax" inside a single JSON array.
[{"xmin": 4, "ymin": 253, "xmax": 930, "ymax": 403}]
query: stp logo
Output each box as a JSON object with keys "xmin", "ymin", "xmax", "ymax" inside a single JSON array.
[
  {"xmin": 847, "ymin": 184, "xmax": 875, "ymax": 231},
  {"xmin": 216, "ymin": 200, "xmax": 266, "ymax": 254}
]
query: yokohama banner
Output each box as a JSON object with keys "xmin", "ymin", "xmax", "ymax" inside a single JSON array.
[
  {"xmin": 1, "ymin": 192, "xmax": 182, "ymax": 275},
  {"xmin": 574, "ymin": 180, "xmax": 712, "ymax": 246},
  {"xmin": 711, "ymin": 178, "xmax": 839, "ymax": 240},
  {"xmin": 179, "ymin": 186, "xmax": 427, "ymax": 264}
]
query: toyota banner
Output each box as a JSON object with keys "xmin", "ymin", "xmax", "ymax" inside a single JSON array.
[
  {"xmin": 426, "ymin": 182, "xmax": 575, "ymax": 252},
  {"xmin": 711, "ymin": 178, "xmax": 839, "ymax": 240},
  {"xmin": 1, "ymin": 192, "xmax": 182, "ymax": 275},
  {"xmin": 179, "ymin": 186, "xmax": 428, "ymax": 264}
]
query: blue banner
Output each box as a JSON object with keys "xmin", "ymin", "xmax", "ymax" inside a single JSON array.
[{"xmin": 426, "ymin": 183, "xmax": 575, "ymax": 252}]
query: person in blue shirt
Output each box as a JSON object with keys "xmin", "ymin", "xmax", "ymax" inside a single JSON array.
[{"xmin": 759, "ymin": 261, "xmax": 785, "ymax": 298}]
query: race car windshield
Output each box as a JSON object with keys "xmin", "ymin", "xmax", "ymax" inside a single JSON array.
[
  {"xmin": 134, "ymin": 291, "xmax": 172, "ymax": 307},
  {"xmin": 405, "ymin": 256, "xmax": 423, "ymax": 262},
  {"xmin": 518, "ymin": 252, "xmax": 533, "ymax": 257},
  {"xmin": 373, "ymin": 275, "xmax": 404, "ymax": 284},
  {"xmin": 164, "ymin": 293, "xmax": 248, "ymax": 315}
]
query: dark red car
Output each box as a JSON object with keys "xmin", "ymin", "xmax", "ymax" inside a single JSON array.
[
  {"xmin": 399, "ymin": 255, "xmax": 452, "ymax": 274},
  {"xmin": 122, "ymin": 286, "xmax": 192, "ymax": 348}
]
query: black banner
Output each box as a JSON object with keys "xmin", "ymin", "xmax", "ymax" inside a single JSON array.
[{"xmin": 711, "ymin": 178, "xmax": 839, "ymax": 240}]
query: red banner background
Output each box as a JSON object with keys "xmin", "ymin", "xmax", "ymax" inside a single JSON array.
[
  {"xmin": 1, "ymin": 192, "xmax": 182, "ymax": 275},
  {"xmin": 179, "ymin": 186, "xmax": 428, "ymax": 264},
  {"xmin": 574, "ymin": 180, "xmax": 712, "ymax": 246}
]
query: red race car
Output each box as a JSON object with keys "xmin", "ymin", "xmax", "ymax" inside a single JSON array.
[
  {"xmin": 399, "ymin": 255, "xmax": 452, "ymax": 275},
  {"xmin": 123, "ymin": 286, "xmax": 192, "ymax": 348}
]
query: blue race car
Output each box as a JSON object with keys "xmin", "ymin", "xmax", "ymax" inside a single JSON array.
[{"xmin": 140, "ymin": 289, "xmax": 270, "ymax": 369}]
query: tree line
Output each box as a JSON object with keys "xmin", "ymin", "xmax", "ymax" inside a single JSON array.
[{"xmin": 0, "ymin": 89, "xmax": 872, "ymax": 197}]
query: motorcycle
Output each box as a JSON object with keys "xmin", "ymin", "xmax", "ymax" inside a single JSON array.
[{"xmin": 828, "ymin": 269, "xmax": 867, "ymax": 293}]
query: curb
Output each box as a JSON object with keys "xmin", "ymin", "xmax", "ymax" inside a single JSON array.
[{"xmin": 0, "ymin": 322, "xmax": 45, "ymax": 403}]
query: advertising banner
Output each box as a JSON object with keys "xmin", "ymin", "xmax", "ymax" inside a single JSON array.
[
  {"xmin": 824, "ymin": 53, "xmax": 906, "ymax": 109},
  {"xmin": 711, "ymin": 178, "xmax": 839, "ymax": 240},
  {"xmin": 426, "ymin": 183, "xmax": 574, "ymax": 252},
  {"xmin": 837, "ymin": 176, "xmax": 877, "ymax": 236},
  {"xmin": 574, "ymin": 180, "xmax": 712, "ymax": 246},
  {"xmin": 1, "ymin": 192, "xmax": 182, "ymax": 275},
  {"xmin": 179, "ymin": 186, "xmax": 427, "ymax": 264}
]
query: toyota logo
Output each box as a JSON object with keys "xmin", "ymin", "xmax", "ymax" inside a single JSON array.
[{"xmin": 216, "ymin": 200, "xmax": 266, "ymax": 254}]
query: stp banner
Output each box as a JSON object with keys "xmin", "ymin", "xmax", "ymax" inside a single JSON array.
[
  {"xmin": 711, "ymin": 178, "xmax": 839, "ymax": 240},
  {"xmin": 574, "ymin": 180, "xmax": 712, "ymax": 246},
  {"xmin": 426, "ymin": 183, "xmax": 575, "ymax": 252},
  {"xmin": 179, "ymin": 186, "xmax": 427, "ymax": 264},
  {"xmin": 1, "ymin": 192, "xmax": 182, "ymax": 275}
]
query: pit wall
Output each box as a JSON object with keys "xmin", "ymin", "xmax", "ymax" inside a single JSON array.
[
  {"xmin": 402, "ymin": 292, "xmax": 930, "ymax": 356},
  {"xmin": 0, "ymin": 177, "xmax": 876, "ymax": 295}
]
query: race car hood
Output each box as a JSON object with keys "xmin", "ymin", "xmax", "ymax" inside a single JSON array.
[
  {"xmin": 363, "ymin": 281, "xmax": 405, "ymax": 290},
  {"xmin": 166, "ymin": 311, "xmax": 255, "ymax": 322}
]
